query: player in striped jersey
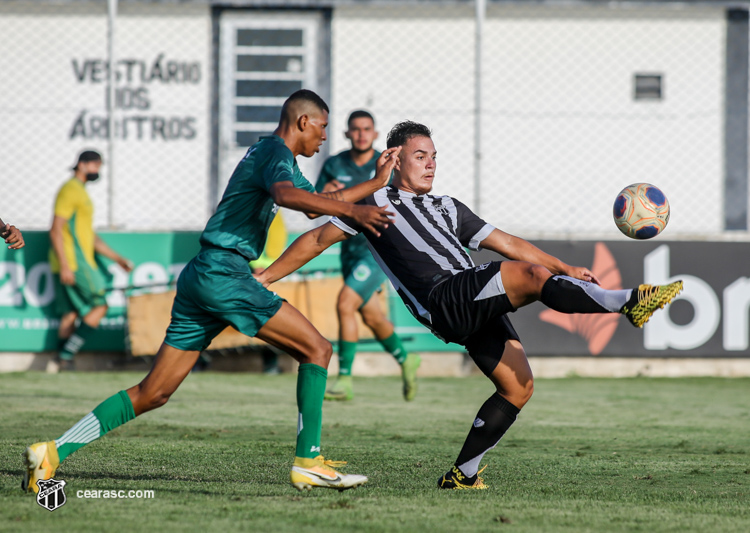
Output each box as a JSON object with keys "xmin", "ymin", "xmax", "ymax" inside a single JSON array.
[{"xmin": 255, "ymin": 120, "xmax": 683, "ymax": 490}]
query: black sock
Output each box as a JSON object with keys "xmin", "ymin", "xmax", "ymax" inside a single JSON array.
[
  {"xmin": 540, "ymin": 275, "xmax": 632, "ymax": 314},
  {"xmin": 454, "ymin": 393, "xmax": 520, "ymax": 478}
]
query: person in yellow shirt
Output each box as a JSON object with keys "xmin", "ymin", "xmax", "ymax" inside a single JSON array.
[{"xmin": 49, "ymin": 150, "xmax": 133, "ymax": 371}]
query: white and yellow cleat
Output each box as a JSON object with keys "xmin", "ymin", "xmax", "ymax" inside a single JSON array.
[
  {"xmin": 22, "ymin": 441, "xmax": 60, "ymax": 494},
  {"xmin": 290, "ymin": 456, "xmax": 368, "ymax": 492}
]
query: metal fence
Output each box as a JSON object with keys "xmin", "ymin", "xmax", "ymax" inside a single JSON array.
[
  {"xmin": 1, "ymin": 0, "xmax": 748, "ymax": 239},
  {"xmin": 0, "ymin": 0, "xmax": 211, "ymax": 231}
]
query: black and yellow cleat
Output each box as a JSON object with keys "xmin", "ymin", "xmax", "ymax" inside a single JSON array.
[
  {"xmin": 437, "ymin": 465, "xmax": 488, "ymax": 490},
  {"xmin": 621, "ymin": 281, "xmax": 683, "ymax": 328}
]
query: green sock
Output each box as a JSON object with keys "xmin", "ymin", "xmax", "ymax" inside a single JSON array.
[
  {"xmin": 337, "ymin": 340, "xmax": 357, "ymax": 376},
  {"xmin": 295, "ymin": 363, "xmax": 327, "ymax": 458},
  {"xmin": 380, "ymin": 332, "xmax": 407, "ymax": 364},
  {"xmin": 59, "ymin": 322, "xmax": 98, "ymax": 361},
  {"xmin": 55, "ymin": 390, "xmax": 136, "ymax": 462}
]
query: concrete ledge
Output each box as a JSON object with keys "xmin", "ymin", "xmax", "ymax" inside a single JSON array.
[
  {"xmin": 0, "ymin": 352, "xmax": 151, "ymax": 373},
  {"xmin": 1, "ymin": 351, "xmax": 750, "ymax": 378},
  {"xmin": 527, "ymin": 356, "xmax": 750, "ymax": 378}
]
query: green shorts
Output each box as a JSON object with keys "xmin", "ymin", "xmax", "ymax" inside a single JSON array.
[
  {"xmin": 164, "ymin": 248, "xmax": 283, "ymax": 352},
  {"xmin": 342, "ymin": 253, "xmax": 387, "ymax": 308},
  {"xmin": 54, "ymin": 261, "xmax": 108, "ymax": 317}
]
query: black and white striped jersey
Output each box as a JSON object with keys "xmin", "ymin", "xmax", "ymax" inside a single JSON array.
[{"xmin": 331, "ymin": 186, "xmax": 495, "ymax": 324}]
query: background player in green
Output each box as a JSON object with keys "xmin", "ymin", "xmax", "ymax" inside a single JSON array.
[
  {"xmin": 316, "ymin": 110, "xmax": 420, "ymax": 402},
  {"xmin": 23, "ymin": 90, "xmax": 399, "ymax": 494}
]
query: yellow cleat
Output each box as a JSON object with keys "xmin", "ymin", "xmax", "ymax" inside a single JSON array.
[
  {"xmin": 437, "ymin": 465, "xmax": 489, "ymax": 490},
  {"xmin": 22, "ymin": 441, "xmax": 60, "ymax": 494},
  {"xmin": 621, "ymin": 281, "xmax": 683, "ymax": 328},
  {"xmin": 290, "ymin": 455, "xmax": 367, "ymax": 492}
]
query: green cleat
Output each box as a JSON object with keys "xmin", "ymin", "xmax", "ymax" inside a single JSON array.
[
  {"xmin": 401, "ymin": 353, "xmax": 421, "ymax": 402},
  {"xmin": 621, "ymin": 281, "xmax": 683, "ymax": 328},
  {"xmin": 324, "ymin": 376, "xmax": 354, "ymax": 401}
]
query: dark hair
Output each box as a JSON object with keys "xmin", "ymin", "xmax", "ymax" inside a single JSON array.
[
  {"xmin": 283, "ymin": 89, "xmax": 329, "ymax": 114},
  {"xmin": 386, "ymin": 121, "xmax": 432, "ymax": 149},
  {"xmin": 347, "ymin": 110, "xmax": 374, "ymax": 128},
  {"xmin": 73, "ymin": 149, "xmax": 102, "ymax": 170}
]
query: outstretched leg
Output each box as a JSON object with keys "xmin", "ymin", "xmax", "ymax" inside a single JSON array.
[
  {"xmin": 500, "ymin": 261, "xmax": 682, "ymax": 328},
  {"xmin": 23, "ymin": 343, "xmax": 199, "ymax": 493}
]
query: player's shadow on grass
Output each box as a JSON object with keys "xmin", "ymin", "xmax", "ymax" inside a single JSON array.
[
  {"xmin": 1, "ymin": 467, "xmax": 285, "ymax": 495},
  {"xmin": 11, "ymin": 466, "xmax": 295, "ymax": 491}
]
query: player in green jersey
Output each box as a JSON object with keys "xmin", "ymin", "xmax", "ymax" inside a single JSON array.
[
  {"xmin": 23, "ymin": 90, "xmax": 400, "ymax": 494},
  {"xmin": 316, "ymin": 111, "xmax": 420, "ymax": 401}
]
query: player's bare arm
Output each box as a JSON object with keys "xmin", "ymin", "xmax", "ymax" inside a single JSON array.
[
  {"xmin": 256, "ymin": 222, "xmax": 348, "ymax": 287},
  {"xmin": 0, "ymin": 217, "xmax": 24, "ymax": 249},
  {"xmin": 320, "ymin": 179, "xmax": 345, "ymax": 193},
  {"xmin": 93, "ymin": 235, "xmax": 134, "ymax": 272},
  {"xmin": 270, "ymin": 183, "xmax": 394, "ymax": 237},
  {"xmin": 479, "ymin": 228, "xmax": 600, "ymax": 285},
  {"xmin": 317, "ymin": 146, "xmax": 402, "ymax": 204},
  {"xmin": 49, "ymin": 215, "xmax": 76, "ymax": 285}
]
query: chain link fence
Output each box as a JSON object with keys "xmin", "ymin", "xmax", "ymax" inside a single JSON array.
[
  {"xmin": 0, "ymin": 1, "xmax": 746, "ymax": 239},
  {"xmin": 0, "ymin": 1, "xmax": 211, "ymax": 231},
  {"xmin": 479, "ymin": 4, "xmax": 725, "ymax": 237}
]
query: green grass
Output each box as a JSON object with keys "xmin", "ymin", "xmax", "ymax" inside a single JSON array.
[{"xmin": 1, "ymin": 372, "xmax": 748, "ymax": 532}]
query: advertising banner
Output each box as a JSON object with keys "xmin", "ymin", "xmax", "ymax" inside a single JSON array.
[
  {"xmin": 0, "ymin": 231, "xmax": 451, "ymax": 354},
  {"xmin": 9, "ymin": 235, "xmax": 738, "ymax": 357},
  {"xmin": 0, "ymin": 3, "xmax": 212, "ymax": 230},
  {"xmin": 473, "ymin": 240, "xmax": 750, "ymax": 357},
  {"xmin": 0, "ymin": 231, "xmax": 201, "ymax": 352}
]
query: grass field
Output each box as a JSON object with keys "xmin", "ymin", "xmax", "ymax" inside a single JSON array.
[{"xmin": 1, "ymin": 371, "xmax": 748, "ymax": 532}]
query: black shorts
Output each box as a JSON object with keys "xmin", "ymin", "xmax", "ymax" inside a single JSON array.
[{"xmin": 428, "ymin": 261, "xmax": 521, "ymax": 376}]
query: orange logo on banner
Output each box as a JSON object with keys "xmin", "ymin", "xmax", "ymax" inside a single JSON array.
[{"xmin": 539, "ymin": 242, "xmax": 622, "ymax": 355}]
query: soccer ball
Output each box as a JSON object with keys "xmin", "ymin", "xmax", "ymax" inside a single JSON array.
[{"xmin": 613, "ymin": 183, "xmax": 670, "ymax": 239}]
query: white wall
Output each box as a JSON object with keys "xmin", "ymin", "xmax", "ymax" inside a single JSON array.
[
  {"xmin": 0, "ymin": 2, "xmax": 729, "ymax": 238},
  {"xmin": 331, "ymin": 4, "xmax": 726, "ymax": 238},
  {"xmin": 0, "ymin": 2, "xmax": 211, "ymax": 230},
  {"xmin": 482, "ymin": 5, "xmax": 725, "ymax": 237},
  {"xmin": 331, "ymin": 5, "xmax": 477, "ymax": 206}
]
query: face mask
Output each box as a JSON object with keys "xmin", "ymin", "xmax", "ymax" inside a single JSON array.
[{"xmin": 86, "ymin": 173, "xmax": 100, "ymax": 182}]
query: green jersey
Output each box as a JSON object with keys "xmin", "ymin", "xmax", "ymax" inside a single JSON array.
[
  {"xmin": 200, "ymin": 135, "xmax": 314, "ymax": 261},
  {"xmin": 315, "ymin": 149, "xmax": 382, "ymax": 265}
]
